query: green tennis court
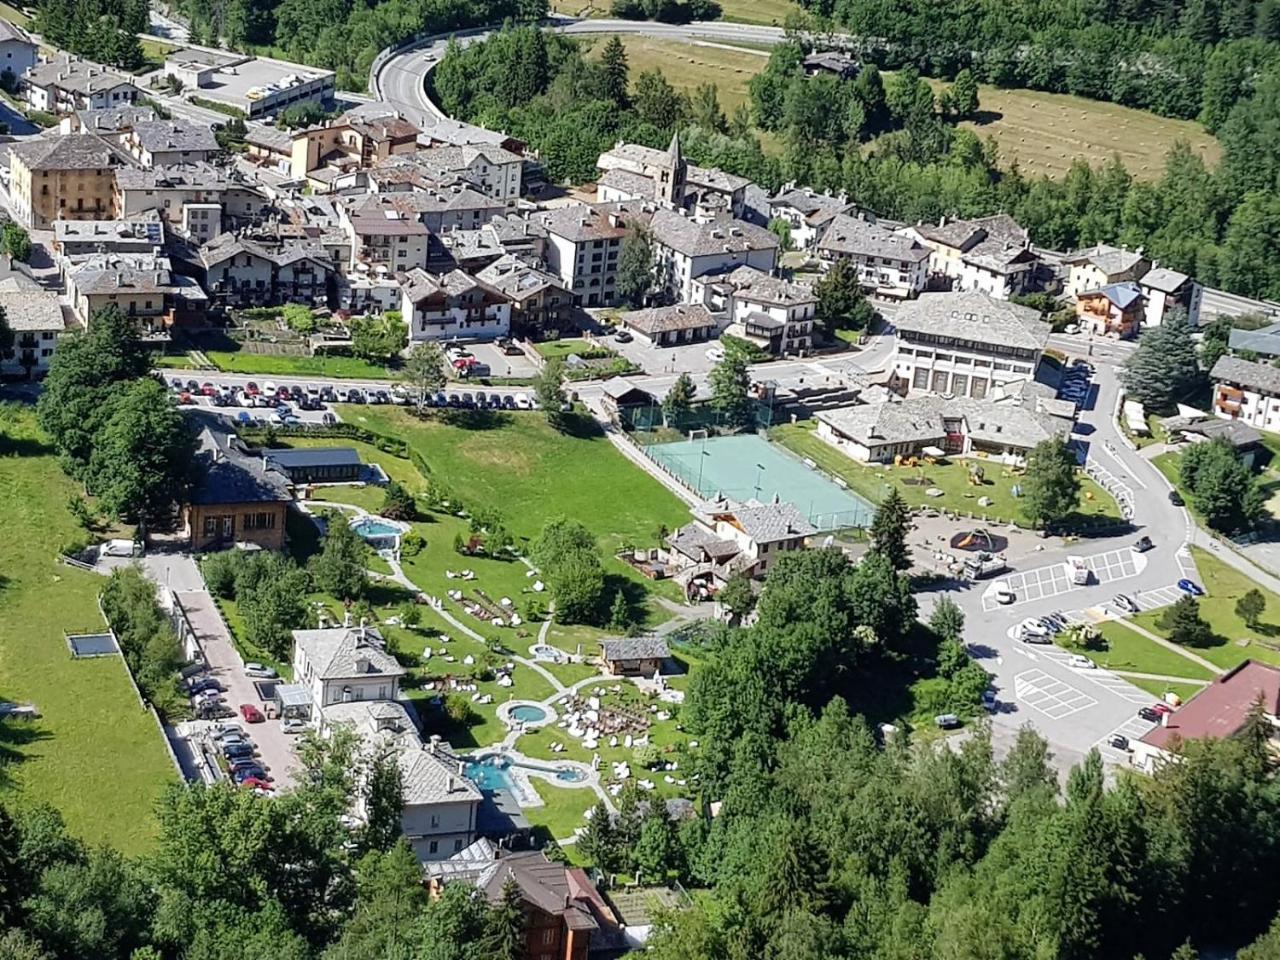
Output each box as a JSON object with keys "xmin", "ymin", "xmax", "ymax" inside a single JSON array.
[{"xmin": 645, "ymin": 434, "xmax": 875, "ymax": 530}]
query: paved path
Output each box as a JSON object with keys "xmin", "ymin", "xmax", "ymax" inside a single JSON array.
[{"xmin": 1111, "ymin": 670, "xmax": 1210, "ymax": 684}]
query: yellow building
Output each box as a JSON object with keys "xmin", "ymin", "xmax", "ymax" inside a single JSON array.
[{"xmin": 9, "ymin": 134, "xmax": 133, "ymax": 229}]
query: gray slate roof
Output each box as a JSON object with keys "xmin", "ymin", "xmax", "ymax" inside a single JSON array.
[
  {"xmin": 1063, "ymin": 243, "xmax": 1147, "ymax": 276},
  {"xmin": 704, "ymin": 264, "xmax": 814, "ymax": 306},
  {"xmin": 11, "ymin": 133, "xmax": 132, "ymax": 171},
  {"xmin": 620, "ymin": 303, "xmax": 715, "ymax": 335},
  {"xmin": 818, "ymin": 393, "xmax": 1068, "ymax": 451},
  {"xmin": 398, "ymin": 744, "xmax": 483, "ymax": 806},
  {"xmin": 1228, "ymin": 322, "xmax": 1280, "ymax": 357},
  {"xmin": 649, "ymin": 209, "xmax": 778, "ymax": 259},
  {"xmin": 27, "ymin": 57, "xmax": 135, "ymax": 97},
  {"xmin": 818, "ymin": 213, "xmax": 929, "ymax": 263},
  {"xmin": 894, "ymin": 291, "xmax": 1050, "ymax": 351},
  {"xmin": 0, "ymin": 290, "xmax": 63, "ymax": 331},
  {"xmin": 1141, "ymin": 266, "xmax": 1191, "ymax": 293},
  {"xmin": 189, "ymin": 429, "xmax": 291, "ymax": 506},
  {"xmin": 476, "ymin": 255, "xmax": 565, "ymax": 301},
  {"xmin": 1211, "ymin": 354, "xmax": 1280, "ymax": 396},
  {"xmin": 264, "ymin": 447, "xmax": 361, "ymax": 471},
  {"xmin": 601, "ymin": 636, "xmax": 670, "ymax": 662},
  {"xmin": 293, "ymin": 625, "xmax": 405, "ymax": 681},
  {"xmin": 132, "ymin": 119, "xmax": 219, "ymax": 154}
]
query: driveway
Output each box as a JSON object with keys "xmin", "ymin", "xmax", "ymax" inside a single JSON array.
[{"xmin": 176, "ymin": 589, "xmax": 300, "ymax": 791}]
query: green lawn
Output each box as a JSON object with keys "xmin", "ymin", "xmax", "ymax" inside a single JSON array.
[
  {"xmin": 1124, "ymin": 677, "xmax": 1207, "ymax": 702},
  {"xmin": 205, "ymin": 351, "xmax": 398, "ymax": 380},
  {"xmin": 1133, "ymin": 546, "xmax": 1280, "ymax": 671},
  {"xmin": 1063, "ymin": 621, "xmax": 1216, "ymax": 680},
  {"xmin": 0, "ymin": 405, "xmax": 176, "ymax": 854},
  {"xmin": 0, "ymin": 1, "xmax": 31, "ymax": 27},
  {"xmin": 523, "ymin": 781, "xmax": 600, "ymax": 843},
  {"xmin": 310, "ymin": 483, "xmax": 389, "ymax": 513},
  {"xmin": 534, "ymin": 339, "xmax": 600, "ymax": 360},
  {"xmin": 771, "ymin": 421, "xmax": 1122, "ymax": 528}
]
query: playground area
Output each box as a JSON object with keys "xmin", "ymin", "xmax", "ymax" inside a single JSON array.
[{"xmin": 643, "ymin": 433, "xmax": 876, "ymax": 530}]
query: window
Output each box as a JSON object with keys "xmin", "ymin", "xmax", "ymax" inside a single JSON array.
[
  {"xmin": 542, "ymin": 930, "xmax": 556, "ymax": 946},
  {"xmin": 428, "ymin": 840, "xmax": 438, "ymax": 853},
  {"xmin": 454, "ymin": 838, "xmax": 464, "ymax": 851},
  {"xmin": 243, "ymin": 512, "xmax": 276, "ymax": 531}
]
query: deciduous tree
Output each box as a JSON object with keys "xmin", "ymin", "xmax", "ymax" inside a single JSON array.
[
  {"xmin": 1021, "ymin": 437, "xmax": 1081, "ymax": 531},
  {"xmin": 309, "ymin": 520, "xmax": 369, "ymax": 601}
]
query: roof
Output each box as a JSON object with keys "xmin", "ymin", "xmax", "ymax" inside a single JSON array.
[
  {"xmin": 703, "ymin": 264, "xmax": 815, "ymax": 307},
  {"xmin": 598, "ymin": 167, "xmax": 658, "ymax": 198},
  {"xmin": 55, "ymin": 216, "xmax": 163, "ymax": 247},
  {"xmin": 68, "ymin": 254, "xmax": 206, "ymax": 299},
  {"xmin": 1140, "ymin": 660, "xmax": 1280, "ymax": 752},
  {"xmin": 1063, "ymin": 243, "xmax": 1147, "ymax": 276},
  {"xmin": 189, "ymin": 430, "xmax": 291, "ymax": 506},
  {"xmin": 264, "ymin": 447, "xmax": 361, "ymax": 471},
  {"xmin": 291, "ymin": 625, "xmax": 405, "ymax": 681},
  {"xmin": 600, "ymin": 636, "xmax": 670, "ymax": 662},
  {"xmin": 115, "ymin": 162, "xmax": 231, "ymax": 191},
  {"xmin": 11, "ymin": 133, "xmax": 132, "ymax": 172},
  {"xmin": 696, "ymin": 495, "xmax": 818, "ymax": 543},
  {"xmin": 620, "ymin": 303, "xmax": 715, "ymax": 335},
  {"xmin": 243, "ymin": 122, "xmax": 293, "ymax": 153},
  {"xmin": 27, "ymin": 56, "xmax": 136, "ymax": 97},
  {"xmin": 1229, "ymin": 323, "xmax": 1280, "ymax": 357},
  {"xmin": 75, "ymin": 106, "xmax": 156, "ymax": 134},
  {"xmin": 131, "ymin": 119, "xmax": 219, "ymax": 155},
  {"xmin": 804, "ymin": 50, "xmax": 859, "ymax": 73},
  {"xmin": 894, "ymin": 291, "xmax": 1051, "ymax": 352},
  {"xmin": 401, "ymin": 267, "xmax": 505, "ymax": 305},
  {"xmin": 398, "ymin": 744, "xmax": 483, "ymax": 806},
  {"xmin": 0, "ymin": 290, "xmax": 63, "ymax": 332},
  {"xmin": 648, "ymin": 209, "xmax": 778, "ymax": 259},
  {"xmin": 1080, "ymin": 281, "xmax": 1144, "ymax": 310},
  {"xmin": 817, "ymin": 213, "xmax": 930, "ymax": 263},
  {"xmin": 768, "ymin": 186, "xmax": 851, "ymax": 225},
  {"xmin": 667, "ymin": 522, "xmax": 740, "ymax": 561},
  {"xmin": 476, "ymin": 255, "xmax": 565, "ymax": 301},
  {"xmin": 0, "ymin": 18, "xmax": 32, "ymax": 44},
  {"xmin": 1211, "ymin": 355, "xmax": 1280, "ymax": 396},
  {"xmin": 818, "ymin": 393, "xmax": 1068, "ymax": 451},
  {"xmin": 531, "ymin": 201, "xmax": 647, "ymax": 243},
  {"xmin": 1141, "ymin": 266, "xmax": 1191, "ymax": 293}
]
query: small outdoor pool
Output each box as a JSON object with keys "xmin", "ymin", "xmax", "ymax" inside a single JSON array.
[
  {"xmin": 510, "ymin": 704, "xmax": 548, "ymax": 724},
  {"xmin": 463, "ymin": 754, "xmax": 588, "ymax": 795},
  {"xmin": 349, "ymin": 516, "xmax": 408, "ymax": 548}
]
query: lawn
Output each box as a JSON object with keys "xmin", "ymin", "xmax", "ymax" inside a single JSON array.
[
  {"xmin": 535, "ymin": 339, "xmax": 603, "ymax": 360},
  {"xmin": 771, "ymin": 421, "xmax": 1122, "ymax": 529},
  {"xmin": 718, "ymin": 0, "xmax": 800, "ymax": 24},
  {"xmin": 0, "ymin": 405, "xmax": 176, "ymax": 854},
  {"xmin": 138, "ymin": 38, "xmax": 177, "ymax": 73},
  {"xmin": 524, "ymin": 781, "xmax": 601, "ymax": 843},
  {"xmin": 1133, "ymin": 546, "xmax": 1280, "ymax": 671},
  {"xmin": 1125, "ymin": 677, "xmax": 1207, "ymax": 702},
  {"xmin": 590, "ymin": 36, "xmax": 769, "ymax": 115},
  {"xmin": 205, "ymin": 351, "xmax": 399, "ymax": 380},
  {"xmin": 1063, "ymin": 621, "xmax": 1216, "ymax": 681},
  {"xmin": 310, "ymin": 483, "xmax": 390, "ymax": 514},
  {"xmin": 0, "ymin": 1, "xmax": 30, "ymax": 26}
]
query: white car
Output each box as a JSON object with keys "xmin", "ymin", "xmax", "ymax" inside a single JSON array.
[
  {"xmin": 281, "ymin": 718, "xmax": 307, "ymax": 734},
  {"xmin": 243, "ymin": 662, "xmax": 277, "ymax": 679},
  {"xmin": 514, "ymin": 393, "xmax": 532, "ymax": 410},
  {"xmin": 991, "ymin": 581, "xmax": 1015, "ymax": 605},
  {"xmin": 1019, "ymin": 617, "xmax": 1050, "ymax": 638},
  {"xmin": 705, "ymin": 346, "xmax": 725, "ymax": 362},
  {"xmin": 237, "ymin": 392, "xmax": 257, "ymax": 408},
  {"xmin": 1070, "ymin": 654, "xmax": 1096, "ymax": 669},
  {"xmin": 262, "ymin": 381, "xmax": 277, "ymax": 395}
]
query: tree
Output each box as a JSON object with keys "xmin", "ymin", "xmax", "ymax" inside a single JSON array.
[
  {"xmin": 1021, "ymin": 438, "xmax": 1081, "ymax": 531},
  {"xmin": 946, "ymin": 68, "xmax": 979, "ymax": 119},
  {"xmin": 401, "ymin": 341, "xmax": 446, "ymax": 413},
  {"xmin": 608, "ymin": 590, "xmax": 632, "ymax": 631},
  {"xmin": 634, "ymin": 803, "xmax": 680, "ymax": 882},
  {"xmin": 1158, "ymin": 594, "xmax": 1214, "ymax": 647},
  {"xmin": 717, "ymin": 571, "xmax": 755, "ymax": 620},
  {"xmin": 1180, "ymin": 437, "xmax": 1263, "ymax": 533},
  {"xmin": 0, "ymin": 303, "xmax": 10, "ymax": 360},
  {"xmin": 488, "ymin": 876, "xmax": 525, "ymax": 960},
  {"xmin": 325, "ymin": 843, "xmax": 425, "ymax": 960},
  {"xmin": 0, "ymin": 806, "xmax": 22, "ymax": 928},
  {"xmin": 599, "ymin": 35, "xmax": 630, "ymax": 108},
  {"xmin": 309, "ymin": 519, "xmax": 369, "ymax": 601},
  {"xmin": 616, "ymin": 227, "xmax": 654, "ymax": 306},
  {"xmin": 359, "ymin": 745, "xmax": 405, "ymax": 854},
  {"xmin": 532, "ymin": 518, "xmax": 608, "ymax": 624},
  {"xmin": 350, "ymin": 313, "xmax": 406, "ymax": 364},
  {"xmin": 0, "ymin": 222, "xmax": 31, "ymax": 262},
  {"xmin": 534, "ymin": 357, "xmax": 569, "ymax": 431},
  {"xmin": 237, "ymin": 554, "xmax": 309, "ymax": 659},
  {"xmin": 929, "ymin": 596, "xmax": 965, "ymax": 641},
  {"xmin": 578, "ymin": 801, "xmax": 622, "ymax": 874},
  {"xmin": 767, "ymin": 217, "xmax": 793, "ymax": 250},
  {"xmin": 813, "ymin": 258, "xmax": 875, "ymax": 339},
  {"xmin": 88, "ymin": 378, "xmax": 195, "ymax": 531},
  {"xmin": 869, "ymin": 486, "xmax": 912, "ymax": 571},
  {"xmin": 380, "ymin": 482, "xmax": 417, "ymax": 521},
  {"xmin": 662, "ymin": 372, "xmax": 695, "ymax": 425},
  {"xmin": 633, "ymin": 69, "xmax": 684, "ymax": 129},
  {"xmin": 1119, "ymin": 309, "xmax": 1207, "ymax": 413},
  {"xmin": 708, "ymin": 353, "xmax": 753, "ymax": 430},
  {"xmin": 1237, "ymin": 588, "xmax": 1266, "ymax": 629},
  {"xmin": 689, "ymin": 83, "xmax": 726, "ymax": 133}
]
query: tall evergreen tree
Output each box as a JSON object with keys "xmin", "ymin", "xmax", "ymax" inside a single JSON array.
[
  {"xmin": 869, "ymin": 487, "xmax": 913, "ymax": 571},
  {"xmin": 1021, "ymin": 438, "xmax": 1081, "ymax": 531},
  {"xmin": 598, "ymin": 35, "xmax": 630, "ymax": 109}
]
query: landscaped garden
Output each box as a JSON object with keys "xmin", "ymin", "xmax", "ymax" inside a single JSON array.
[
  {"xmin": 771, "ymin": 421, "xmax": 1122, "ymax": 528},
  {"xmin": 1052, "ymin": 619, "xmax": 1215, "ymax": 702},
  {"xmin": 0, "ymin": 405, "xmax": 176, "ymax": 854}
]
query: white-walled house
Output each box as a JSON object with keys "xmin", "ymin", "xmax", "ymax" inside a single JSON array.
[
  {"xmin": 1140, "ymin": 266, "xmax": 1202, "ymax": 328},
  {"xmin": 292, "ymin": 625, "xmax": 407, "ymax": 712},
  {"xmin": 1211, "ymin": 355, "xmax": 1280, "ymax": 434},
  {"xmin": 400, "ymin": 268, "xmax": 512, "ymax": 341},
  {"xmin": 1062, "ymin": 243, "xmax": 1150, "ymax": 299},
  {"xmin": 0, "ymin": 288, "xmax": 64, "ymax": 378},
  {"xmin": 904, "ymin": 214, "xmax": 1039, "ymax": 300},
  {"xmin": 532, "ymin": 202, "xmax": 647, "ymax": 307},
  {"xmin": 815, "ymin": 213, "xmax": 930, "ymax": 298},
  {"xmin": 648, "ymin": 209, "xmax": 779, "ymax": 303},
  {"xmin": 0, "ymin": 21, "xmax": 36, "ymax": 82},
  {"xmin": 693, "ymin": 265, "xmax": 815, "ymax": 356}
]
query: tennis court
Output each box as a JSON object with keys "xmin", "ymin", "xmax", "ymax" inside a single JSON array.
[{"xmin": 645, "ymin": 434, "xmax": 875, "ymax": 530}]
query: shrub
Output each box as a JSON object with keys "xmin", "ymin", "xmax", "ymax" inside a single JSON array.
[
  {"xmin": 201, "ymin": 550, "xmax": 240, "ymax": 599},
  {"xmin": 400, "ymin": 531, "xmax": 425, "ymax": 557},
  {"xmin": 381, "ymin": 481, "xmax": 417, "ymax": 521},
  {"xmin": 445, "ymin": 694, "xmax": 474, "ymax": 725}
]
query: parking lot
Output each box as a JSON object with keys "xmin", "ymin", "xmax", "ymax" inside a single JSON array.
[
  {"xmin": 1014, "ymin": 668, "xmax": 1098, "ymax": 720},
  {"xmin": 1095, "ymin": 714, "xmax": 1158, "ymax": 763},
  {"xmin": 463, "ymin": 341, "xmax": 540, "ymax": 379},
  {"xmin": 981, "ymin": 548, "xmax": 1145, "ymax": 610},
  {"xmin": 610, "ymin": 335, "xmax": 725, "ymax": 376}
]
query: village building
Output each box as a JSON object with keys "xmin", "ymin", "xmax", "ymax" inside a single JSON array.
[
  {"xmin": 162, "ymin": 47, "xmax": 334, "ymax": 120},
  {"xmin": 904, "ymin": 214, "xmax": 1039, "ymax": 300},
  {"xmin": 65, "ymin": 253, "xmax": 208, "ymax": 329},
  {"xmin": 1076, "ymin": 281, "xmax": 1145, "ymax": 338},
  {"xmin": 121, "ymin": 119, "xmax": 221, "ymax": 169},
  {"xmin": 0, "ymin": 288, "xmax": 65, "ymax": 378},
  {"xmin": 400, "ymin": 268, "xmax": 512, "ymax": 342},
  {"xmin": 1139, "ymin": 266, "xmax": 1202, "ymax": 328},
  {"xmin": 186, "ymin": 430, "xmax": 291, "ymax": 552},
  {"xmin": 648, "ymin": 208, "xmax": 779, "ymax": 303},
  {"xmin": 476, "ymin": 255, "xmax": 572, "ymax": 338},
  {"xmin": 600, "ymin": 637, "xmax": 670, "ymax": 677},
  {"xmin": 1210, "ymin": 355, "xmax": 1280, "ymax": 435},
  {"xmin": 815, "ymin": 213, "xmax": 930, "ymax": 298},
  {"xmin": 532, "ymin": 201, "xmax": 650, "ymax": 307},
  {"xmin": 25, "ymin": 56, "xmax": 139, "ymax": 115},
  {"xmin": 1062, "ymin": 243, "xmax": 1150, "ymax": 299},
  {"xmin": 694, "ymin": 264, "xmax": 815, "ymax": 356},
  {"xmin": 0, "ymin": 19, "xmax": 37, "ymax": 80},
  {"xmin": 617, "ymin": 303, "xmax": 718, "ymax": 347},
  {"xmin": 9, "ymin": 133, "xmax": 134, "ymax": 229},
  {"xmin": 766, "ymin": 186, "xmax": 853, "ymax": 249}
]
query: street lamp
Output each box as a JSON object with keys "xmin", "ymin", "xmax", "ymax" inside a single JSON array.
[
  {"xmin": 697, "ymin": 449, "xmax": 710, "ymax": 492},
  {"xmin": 754, "ymin": 462, "xmax": 765, "ymax": 499}
]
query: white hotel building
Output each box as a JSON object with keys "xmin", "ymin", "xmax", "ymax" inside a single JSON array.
[{"xmin": 890, "ymin": 292, "xmax": 1051, "ymax": 398}]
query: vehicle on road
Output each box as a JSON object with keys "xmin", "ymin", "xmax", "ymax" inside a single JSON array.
[
  {"xmin": 963, "ymin": 552, "xmax": 1007, "ymax": 579},
  {"xmin": 282, "ymin": 717, "xmax": 307, "ymax": 734},
  {"xmin": 991, "ymin": 581, "xmax": 1015, "ymax": 604},
  {"xmin": 1019, "ymin": 617, "xmax": 1050, "ymax": 638},
  {"xmin": 1067, "ymin": 555, "xmax": 1090, "ymax": 586},
  {"xmin": 1064, "ymin": 323, "xmax": 1080, "ymax": 334},
  {"xmin": 1132, "ymin": 536, "xmax": 1153, "ymax": 553},
  {"xmin": 1177, "ymin": 579, "xmax": 1204, "ymax": 596},
  {"xmin": 981, "ymin": 690, "xmax": 997, "ymax": 711},
  {"xmin": 1138, "ymin": 706, "xmax": 1162, "ymax": 722},
  {"xmin": 1069, "ymin": 654, "xmax": 1096, "ymax": 669},
  {"xmin": 1112, "ymin": 594, "xmax": 1140, "ymax": 614},
  {"xmin": 614, "ymin": 330, "xmax": 633, "ymax": 343},
  {"xmin": 1019, "ymin": 632, "xmax": 1052, "ymax": 645},
  {"xmin": 244, "ymin": 662, "xmax": 277, "ymax": 678},
  {"xmin": 1108, "ymin": 734, "xmax": 1130, "ymax": 750},
  {"xmin": 1168, "ymin": 490, "xmax": 1184, "ymax": 506},
  {"xmin": 934, "ymin": 713, "xmax": 961, "ymax": 729},
  {"xmin": 240, "ymin": 704, "xmax": 265, "ymax": 723}
]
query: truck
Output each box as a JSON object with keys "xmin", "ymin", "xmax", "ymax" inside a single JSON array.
[
  {"xmin": 1068, "ymin": 555, "xmax": 1090, "ymax": 585},
  {"xmin": 963, "ymin": 552, "xmax": 1008, "ymax": 579}
]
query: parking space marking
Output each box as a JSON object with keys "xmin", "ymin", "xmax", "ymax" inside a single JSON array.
[
  {"xmin": 982, "ymin": 549, "xmax": 1145, "ymax": 610},
  {"xmin": 1095, "ymin": 714, "xmax": 1157, "ymax": 762},
  {"xmin": 1135, "ymin": 584, "xmax": 1183, "ymax": 611},
  {"xmin": 1014, "ymin": 669, "xmax": 1098, "ymax": 720},
  {"xmin": 1085, "ymin": 672, "xmax": 1155, "ymax": 704}
]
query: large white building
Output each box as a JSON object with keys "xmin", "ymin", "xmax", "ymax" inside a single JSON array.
[
  {"xmin": 0, "ymin": 287, "xmax": 64, "ymax": 378},
  {"xmin": 24, "ymin": 56, "xmax": 138, "ymax": 115},
  {"xmin": 1211, "ymin": 355, "xmax": 1280, "ymax": 435},
  {"xmin": 766, "ymin": 186, "xmax": 852, "ymax": 249},
  {"xmin": 693, "ymin": 265, "xmax": 815, "ymax": 356},
  {"xmin": 891, "ymin": 291, "xmax": 1051, "ymax": 398},
  {"xmin": 815, "ymin": 213, "xmax": 930, "ymax": 298},
  {"xmin": 372, "ymin": 145, "xmax": 523, "ymax": 208},
  {"xmin": 904, "ymin": 215, "xmax": 1039, "ymax": 300},
  {"xmin": 532, "ymin": 202, "xmax": 644, "ymax": 307},
  {"xmin": 1140, "ymin": 266, "xmax": 1202, "ymax": 328},
  {"xmin": 400, "ymin": 268, "xmax": 512, "ymax": 342},
  {"xmin": 648, "ymin": 208, "xmax": 779, "ymax": 304}
]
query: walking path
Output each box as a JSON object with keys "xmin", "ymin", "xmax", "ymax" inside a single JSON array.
[{"xmin": 1110, "ymin": 670, "xmax": 1210, "ymax": 685}]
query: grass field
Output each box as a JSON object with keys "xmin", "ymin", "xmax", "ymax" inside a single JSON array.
[
  {"xmin": 524, "ymin": 781, "xmax": 601, "ymax": 844},
  {"xmin": 1133, "ymin": 546, "xmax": 1280, "ymax": 671},
  {"xmin": 718, "ymin": 0, "xmax": 799, "ymax": 23},
  {"xmin": 205, "ymin": 351, "xmax": 398, "ymax": 380},
  {"xmin": 535, "ymin": 339, "xmax": 606, "ymax": 360},
  {"xmin": 1065, "ymin": 621, "xmax": 1216, "ymax": 681},
  {"xmin": 0, "ymin": 405, "xmax": 175, "ymax": 854},
  {"xmin": 0, "ymin": 1, "xmax": 29, "ymax": 26},
  {"xmin": 1125, "ymin": 677, "xmax": 1207, "ymax": 702},
  {"xmin": 770, "ymin": 421, "xmax": 1122, "ymax": 529},
  {"xmin": 595, "ymin": 36, "xmax": 769, "ymax": 115}
]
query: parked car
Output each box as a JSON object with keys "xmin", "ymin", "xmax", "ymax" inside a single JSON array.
[
  {"xmin": 211, "ymin": 726, "xmax": 245, "ymax": 743},
  {"xmin": 170, "ymin": 377, "xmax": 185, "ymax": 391},
  {"xmin": 187, "ymin": 676, "xmax": 223, "ymax": 694},
  {"xmin": 193, "ymin": 689, "xmax": 223, "ymax": 706},
  {"xmin": 1177, "ymin": 579, "xmax": 1204, "ymax": 596},
  {"xmin": 1064, "ymin": 323, "xmax": 1080, "ymax": 334},
  {"xmin": 1069, "ymin": 654, "xmax": 1096, "ymax": 669},
  {"xmin": 981, "ymin": 690, "xmax": 997, "ymax": 711},
  {"xmin": 475, "ymin": 391, "xmax": 488, "ymax": 408},
  {"xmin": 934, "ymin": 713, "xmax": 961, "ymax": 729},
  {"xmin": 238, "ymin": 776, "xmax": 273, "ymax": 791},
  {"xmin": 1152, "ymin": 702, "xmax": 1174, "ymax": 716},
  {"xmin": 705, "ymin": 345, "xmax": 725, "ymax": 362},
  {"xmin": 1132, "ymin": 536, "xmax": 1154, "ymax": 553},
  {"xmin": 321, "ymin": 412, "xmax": 338, "ymax": 426},
  {"xmin": 195, "ymin": 701, "xmax": 235, "ymax": 720},
  {"xmin": 281, "ymin": 717, "xmax": 307, "ymax": 734},
  {"xmin": 262, "ymin": 381, "xmax": 277, "ymax": 396},
  {"xmin": 1108, "ymin": 734, "xmax": 1130, "ymax": 750},
  {"xmin": 319, "ymin": 386, "xmax": 338, "ymax": 403},
  {"xmin": 1137, "ymin": 706, "xmax": 1162, "ymax": 722},
  {"xmin": 991, "ymin": 581, "xmax": 1016, "ymax": 605},
  {"xmin": 614, "ymin": 330, "xmax": 633, "ymax": 343},
  {"xmin": 230, "ymin": 763, "xmax": 267, "ymax": 783},
  {"xmin": 243, "ymin": 662, "xmax": 277, "ymax": 679},
  {"xmin": 514, "ymin": 393, "xmax": 531, "ymax": 410},
  {"xmin": 306, "ymin": 384, "xmax": 320, "ymax": 399},
  {"xmin": 1019, "ymin": 617, "xmax": 1050, "ymax": 638},
  {"xmin": 1112, "ymin": 594, "xmax": 1140, "ymax": 614},
  {"xmin": 501, "ymin": 394, "xmax": 516, "ymax": 409},
  {"xmin": 245, "ymin": 381, "xmax": 260, "ymax": 395},
  {"xmin": 240, "ymin": 704, "xmax": 265, "ymax": 723},
  {"xmin": 222, "ymin": 742, "xmax": 254, "ymax": 761},
  {"xmin": 345, "ymin": 388, "xmax": 365, "ymax": 403},
  {"xmin": 1168, "ymin": 490, "xmax": 1184, "ymax": 506},
  {"xmin": 1019, "ymin": 632, "xmax": 1052, "ymax": 646}
]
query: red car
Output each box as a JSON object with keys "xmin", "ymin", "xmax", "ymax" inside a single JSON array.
[
  {"xmin": 245, "ymin": 381, "xmax": 260, "ymax": 396},
  {"xmin": 238, "ymin": 776, "xmax": 273, "ymax": 791},
  {"xmin": 178, "ymin": 391, "xmax": 195, "ymax": 405},
  {"xmin": 239, "ymin": 703, "xmax": 265, "ymax": 723},
  {"xmin": 201, "ymin": 382, "xmax": 216, "ymax": 396},
  {"xmin": 1152, "ymin": 702, "xmax": 1174, "ymax": 716}
]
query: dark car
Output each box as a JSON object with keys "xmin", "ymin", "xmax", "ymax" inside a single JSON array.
[
  {"xmin": 231, "ymin": 764, "xmax": 268, "ymax": 783},
  {"xmin": 187, "ymin": 676, "xmax": 223, "ymax": 694},
  {"xmin": 319, "ymin": 386, "xmax": 338, "ymax": 403},
  {"xmin": 1108, "ymin": 734, "xmax": 1130, "ymax": 750},
  {"xmin": 1132, "ymin": 536, "xmax": 1153, "ymax": 553},
  {"xmin": 1138, "ymin": 706, "xmax": 1161, "ymax": 722},
  {"xmin": 222, "ymin": 742, "xmax": 255, "ymax": 761},
  {"xmin": 195, "ymin": 701, "xmax": 235, "ymax": 720},
  {"xmin": 321, "ymin": 412, "xmax": 338, "ymax": 426},
  {"xmin": 1168, "ymin": 489, "xmax": 1184, "ymax": 506},
  {"xmin": 186, "ymin": 379, "xmax": 200, "ymax": 392},
  {"xmin": 372, "ymin": 390, "xmax": 391, "ymax": 405}
]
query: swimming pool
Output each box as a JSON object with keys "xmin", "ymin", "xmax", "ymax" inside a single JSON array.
[
  {"xmin": 464, "ymin": 754, "xmax": 588, "ymax": 796},
  {"xmin": 348, "ymin": 516, "xmax": 408, "ymax": 548},
  {"xmin": 510, "ymin": 704, "xmax": 548, "ymax": 724}
]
